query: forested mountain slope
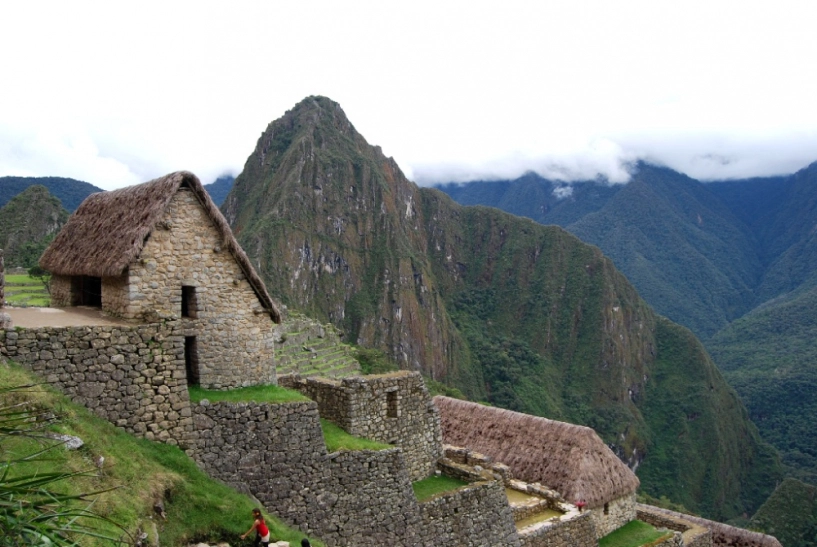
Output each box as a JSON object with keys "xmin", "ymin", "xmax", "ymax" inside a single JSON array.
[
  {"xmin": 0, "ymin": 185, "xmax": 69, "ymax": 268},
  {"xmin": 222, "ymin": 96, "xmax": 781, "ymax": 520},
  {"xmin": 437, "ymin": 162, "xmax": 817, "ymax": 486}
]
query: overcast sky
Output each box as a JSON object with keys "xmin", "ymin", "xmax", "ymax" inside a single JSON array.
[{"xmin": 2, "ymin": 1, "xmax": 816, "ymax": 190}]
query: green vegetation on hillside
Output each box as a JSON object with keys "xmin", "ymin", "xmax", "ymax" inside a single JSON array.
[
  {"xmin": 709, "ymin": 284, "xmax": 817, "ymax": 485},
  {"xmin": 4, "ymin": 273, "xmax": 50, "ymax": 307},
  {"xmin": 750, "ymin": 478, "xmax": 817, "ymax": 547},
  {"xmin": 438, "ymin": 162, "xmax": 817, "ymax": 499},
  {"xmin": 0, "ymin": 363, "xmax": 321, "ymax": 546},
  {"xmin": 637, "ymin": 319, "xmax": 782, "ymax": 519},
  {"xmin": 0, "ymin": 185, "xmax": 69, "ymax": 269}
]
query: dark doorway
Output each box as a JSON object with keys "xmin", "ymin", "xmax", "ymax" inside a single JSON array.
[
  {"xmin": 181, "ymin": 286, "xmax": 197, "ymax": 318},
  {"xmin": 184, "ymin": 336, "xmax": 200, "ymax": 386},
  {"xmin": 387, "ymin": 390, "xmax": 398, "ymax": 418},
  {"xmin": 71, "ymin": 276, "xmax": 102, "ymax": 307}
]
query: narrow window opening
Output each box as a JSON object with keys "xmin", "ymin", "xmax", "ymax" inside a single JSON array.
[
  {"xmin": 184, "ymin": 336, "xmax": 200, "ymax": 386},
  {"xmin": 387, "ymin": 390, "xmax": 398, "ymax": 418},
  {"xmin": 603, "ymin": 503, "xmax": 609, "ymax": 515},
  {"xmin": 72, "ymin": 276, "xmax": 102, "ymax": 307},
  {"xmin": 181, "ymin": 286, "xmax": 197, "ymax": 318}
]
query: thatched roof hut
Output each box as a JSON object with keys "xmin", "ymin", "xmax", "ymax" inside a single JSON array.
[
  {"xmin": 434, "ymin": 396, "xmax": 639, "ymax": 508},
  {"xmin": 39, "ymin": 171, "xmax": 280, "ymax": 321}
]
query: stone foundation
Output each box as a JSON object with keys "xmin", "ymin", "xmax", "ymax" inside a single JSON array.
[{"xmin": 0, "ymin": 323, "xmax": 196, "ymax": 448}]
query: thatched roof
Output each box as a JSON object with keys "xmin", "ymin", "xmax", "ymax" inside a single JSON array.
[
  {"xmin": 434, "ymin": 396, "xmax": 640, "ymax": 508},
  {"xmin": 39, "ymin": 171, "xmax": 281, "ymax": 322}
]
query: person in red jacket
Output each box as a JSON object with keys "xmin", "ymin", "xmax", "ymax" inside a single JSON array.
[{"xmin": 241, "ymin": 508, "xmax": 270, "ymax": 547}]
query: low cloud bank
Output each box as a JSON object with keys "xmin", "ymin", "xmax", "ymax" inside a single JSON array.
[{"xmin": 411, "ymin": 133, "xmax": 817, "ymax": 186}]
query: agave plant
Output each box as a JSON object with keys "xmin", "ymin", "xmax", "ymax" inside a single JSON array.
[{"xmin": 0, "ymin": 383, "xmax": 130, "ymax": 546}]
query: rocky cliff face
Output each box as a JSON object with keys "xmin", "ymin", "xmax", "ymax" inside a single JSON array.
[
  {"xmin": 223, "ymin": 97, "xmax": 456, "ymax": 378},
  {"xmin": 223, "ymin": 96, "xmax": 781, "ymax": 520}
]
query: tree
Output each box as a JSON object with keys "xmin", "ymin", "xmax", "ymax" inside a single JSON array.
[{"xmin": 27, "ymin": 266, "xmax": 51, "ymax": 296}]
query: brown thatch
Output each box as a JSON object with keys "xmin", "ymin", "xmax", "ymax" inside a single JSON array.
[
  {"xmin": 434, "ymin": 396, "xmax": 639, "ymax": 508},
  {"xmin": 39, "ymin": 171, "xmax": 281, "ymax": 322}
]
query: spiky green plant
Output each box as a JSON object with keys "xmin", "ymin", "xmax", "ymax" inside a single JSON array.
[{"xmin": 0, "ymin": 384, "xmax": 129, "ymax": 546}]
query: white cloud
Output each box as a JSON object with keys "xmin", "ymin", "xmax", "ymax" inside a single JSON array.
[{"xmin": 1, "ymin": 0, "xmax": 816, "ymax": 189}]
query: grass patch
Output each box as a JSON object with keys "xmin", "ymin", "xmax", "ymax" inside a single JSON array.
[
  {"xmin": 5, "ymin": 274, "xmax": 43, "ymax": 285},
  {"xmin": 188, "ymin": 384, "xmax": 310, "ymax": 404},
  {"xmin": 4, "ymin": 273, "xmax": 49, "ymax": 306},
  {"xmin": 599, "ymin": 520, "xmax": 673, "ymax": 547},
  {"xmin": 320, "ymin": 419, "xmax": 391, "ymax": 452},
  {"xmin": 0, "ymin": 363, "xmax": 323, "ymax": 546},
  {"xmin": 412, "ymin": 475, "xmax": 469, "ymax": 501}
]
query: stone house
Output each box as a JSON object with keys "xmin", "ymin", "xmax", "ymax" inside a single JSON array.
[
  {"xmin": 38, "ymin": 171, "xmax": 281, "ymax": 389},
  {"xmin": 434, "ymin": 396, "xmax": 641, "ymax": 538}
]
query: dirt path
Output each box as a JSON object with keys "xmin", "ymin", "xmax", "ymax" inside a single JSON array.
[{"xmin": 2, "ymin": 307, "xmax": 134, "ymax": 328}]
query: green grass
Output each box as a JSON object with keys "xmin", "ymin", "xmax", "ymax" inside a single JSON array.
[
  {"xmin": 411, "ymin": 475, "xmax": 468, "ymax": 501},
  {"xmin": 188, "ymin": 384, "xmax": 310, "ymax": 404},
  {"xmin": 320, "ymin": 419, "xmax": 391, "ymax": 452},
  {"xmin": 599, "ymin": 520, "xmax": 673, "ymax": 547},
  {"xmin": 0, "ymin": 363, "xmax": 323, "ymax": 546},
  {"xmin": 5, "ymin": 274, "xmax": 42, "ymax": 285},
  {"xmin": 4, "ymin": 273, "xmax": 50, "ymax": 306}
]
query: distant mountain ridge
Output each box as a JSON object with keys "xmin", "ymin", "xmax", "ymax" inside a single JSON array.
[
  {"xmin": 203, "ymin": 175, "xmax": 235, "ymax": 206},
  {"xmin": 0, "ymin": 176, "xmax": 104, "ymax": 211},
  {"xmin": 0, "ymin": 174, "xmax": 235, "ymax": 211},
  {"xmin": 435, "ymin": 161, "xmax": 817, "ymax": 484},
  {"xmin": 221, "ymin": 96, "xmax": 781, "ymax": 521}
]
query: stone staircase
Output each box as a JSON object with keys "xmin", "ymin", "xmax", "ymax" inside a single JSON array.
[{"xmin": 274, "ymin": 313, "xmax": 361, "ymax": 378}]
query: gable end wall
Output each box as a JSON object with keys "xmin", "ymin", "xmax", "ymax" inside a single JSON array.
[{"xmin": 103, "ymin": 188, "xmax": 276, "ymax": 388}]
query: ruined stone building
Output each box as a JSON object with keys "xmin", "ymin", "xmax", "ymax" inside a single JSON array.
[{"xmin": 38, "ymin": 171, "xmax": 281, "ymax": 388}]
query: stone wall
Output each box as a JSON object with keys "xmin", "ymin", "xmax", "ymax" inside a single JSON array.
[
  {"xmin": 49, "ymin": 274, "xmax": 71, "ymax": 307},
  {"xmin": 191, "ymin": 399, "xmax": 521, "ymax": 547},
  {"xmin": 588, "ymin": 493, "xmax": 637, "ymax": 538},
  {"xmin": 636, "ymin": 505, "xmax": 711, "ymax": 547},
  {"xmin": 0, "ymin": 248, "xmax": 4, "ymax": 307},
  {"xmin": 0, "ymin": 323, "xmax": 196, "ymax": 448},
  {"xmin": 191, "ymin": 399, "xmax": 417, "ymax": 544},
  {"xmin": 637, "ymin": 505, "xmax": 781, "ymax": 547},
  {"xmin": 280, "ymin": 371, "xmax": 442, "ymax": 480},
  {"xmin": 419, "ymin": 480, "xmax": 521, "ymax": 547},
  {"xmin": 519, "ymin": 510, "xmax": 597, "ymax": 547},
  {"xmin": 191, "ymin": 399, "xmax": 425, "ymax": 546}
]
